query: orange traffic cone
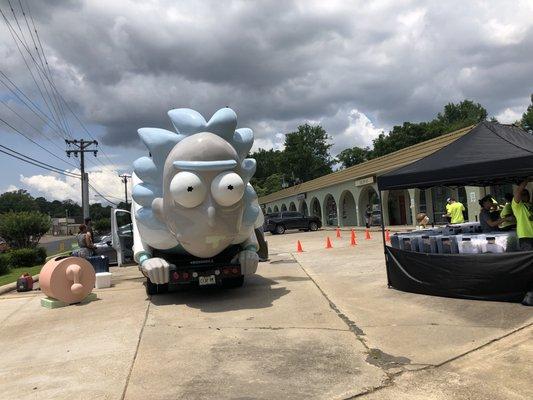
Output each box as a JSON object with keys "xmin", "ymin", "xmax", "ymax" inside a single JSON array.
[
  {"xmin": 336, "ymin": 227, "xmax": 341, "ymax": 238},
  {"xmin": 297, "ymin": 240, "xmax": 303, "ymax": 253},
  {"xmin": 350, "ymin": 229, "xmax": 358, "ymax": 246},
  {"xmin": 385, "ymin": 229, "xmax": 391, "ymax": 243},
  {"xmin": 365, "ymin": 228, "xmax": 372, "ymax": 240},
  {"xmin": 325, "ymin": 236, "xmax": 333, "ymax": 249}
]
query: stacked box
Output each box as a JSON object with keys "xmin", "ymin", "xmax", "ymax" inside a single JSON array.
[
  {"xmin": 435, "ymin": 235, "xmax": 459, "ymax": 254},
  {"xmin": 417, "ymin": 235, "xmax": 438, "ymax": 253}
]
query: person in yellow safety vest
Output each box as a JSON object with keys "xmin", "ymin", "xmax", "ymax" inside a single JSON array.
[
  {"xmin": 443, "ymin": 197, "xmax": 465, "ymax": 224},
  {"xmin": 512, "ymin": 179, "xmax": 533, "ymax": 251},
  {"xmin": 499, "ymin": 193, "xmax": 516, "ymax": 231}
]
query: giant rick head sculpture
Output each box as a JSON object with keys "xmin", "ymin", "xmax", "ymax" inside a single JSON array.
[{"xmin": 131, "ymin": 108, "xmax": 263, "ymax": 284}]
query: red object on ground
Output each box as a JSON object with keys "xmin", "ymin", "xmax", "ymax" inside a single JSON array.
[
  {"xmin": 365, "ymin": 229, "xmax": 372, "ymax": 240},
  {"xmin": 385, "ymin": 229, "xmax": 391, "ymax": 242},
  {"xmin": 336, "ymin": 227, "xmax": 341, "ymax": 238},
  {"xmin": 16, "ymin": 273, "xmax": 33, "ymax": 292},
  {"xmin": 350, "ymin": 229, "xmax": 358, "ymax": 246},
  {"xmin": 325, "ymin": 236, "xmax": 333, "ymax": 249},
  {"xmin": 297, "ymin": 240, "xmax": 303, "ymax": 253}
]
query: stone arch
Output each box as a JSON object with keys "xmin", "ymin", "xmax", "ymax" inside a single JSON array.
[
  {"xmin": 289, "ymin": 201, "xmax": 297, "ymax": 211},
  {"xmin": 281, "ymin": 203, "xmax": 287, "ymax": 212},
  {"xmin": 273, "ymin": 205, "xmax": 279, "ymax": 213},
  {"xmin": 323, "ymin": 194, "xmax": 338, "ymax": 226},
  {"xmin": 310, "ymin": 197, "xmax": 322, "ymax": 222},
  {"xmin": 267, "ymin": 207, "xmax": 272, "ymax": 214},
  {"xmin": 339, "ymin": 190, "xmax": 357, "ymax": 226},
  {"xmin": 358, "ymin": 185, "xmax": 379, "ymax": 227},
  {"xmin": 299, "ymin": 200, "xmax": 309, "ymax": 216}
]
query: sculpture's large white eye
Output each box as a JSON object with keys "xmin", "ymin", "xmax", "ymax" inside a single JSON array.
[
  {"xmin": 211, "ymin": 172, "xmax": 245, "ymax": 206},
  {"xmin": 169, "ymin": 172, "xmax": 206, "ymax": 208}
]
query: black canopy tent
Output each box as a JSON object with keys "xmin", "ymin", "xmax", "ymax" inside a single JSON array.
[
  {"xmin": 378, "ymin": 122, "xmax": 533, "ymax": 190},
  {"xmin": 376, "ymin": 122, "xmax": 533, "ymax": 303}
]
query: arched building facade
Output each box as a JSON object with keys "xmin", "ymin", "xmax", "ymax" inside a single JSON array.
[{"xmin": 258, "ymin": 126, "xmax": 518, "ymax": 227}]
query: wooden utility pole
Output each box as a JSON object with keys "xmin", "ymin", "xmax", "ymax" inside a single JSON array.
[
  {"xmin": 66, "ymin": 139, "xmax": 98, "ymax": 219},
  {"xmin": 119, "ymin": 173, "xmax": 131, "ymax": 205}
]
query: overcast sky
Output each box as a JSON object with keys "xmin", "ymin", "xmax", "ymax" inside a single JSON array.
[{"xmin": 0, "ymin": 0, "xmax": 532, "ymax": 204}]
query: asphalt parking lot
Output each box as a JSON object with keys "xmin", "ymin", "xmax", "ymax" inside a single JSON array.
[{"xmin": 0, "ymin": 229, "xmax": 531, "ymax": 399}]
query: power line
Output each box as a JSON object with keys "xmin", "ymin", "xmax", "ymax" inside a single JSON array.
[
  {"xmin": 0, "ymin": 70, "xmax": 66, "ymax": 141},
  {"xmin": 4, "ymin": 4, "xmax": 117, "ymax": 169},
  {"xmin": 18, "ymin": 0, "xmax": 73, "ymax": 138},
  {"xmin": 2, "ymin": 3, "xmax": 68, "ymax": 138},
  {"xmin": 0, "ymin": 143, "xmax": 79, "ymax": 177},
  {"xmin": 0, "ymin": 115, "xmax": 78, "ymax": 168},
  {"xmin": 0, "ymin": 98, "xmax": 78, "ymax": 164},
  {"xmin": 88, "ymin": 183, "xmax": 118, "ymax": 206}
]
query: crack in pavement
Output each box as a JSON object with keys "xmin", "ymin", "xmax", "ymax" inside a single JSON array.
[
  {"xmin": 120, "ymin": 298, "xmax": 151, "ymax": 400},
  {"xmin": 290, "ymin": 252, "xmax": 533, "ymax": 400},
  {"xmin": 143, "ymin": 323, "xmax": 351, "ymax": 332}
]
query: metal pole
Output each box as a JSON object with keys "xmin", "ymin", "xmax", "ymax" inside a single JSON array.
[{"xmin": 379, "ymin": 189, "xmax": 391, "ymax": 287}]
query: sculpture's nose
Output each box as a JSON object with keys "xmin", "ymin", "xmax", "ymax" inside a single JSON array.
[{"xmin": 207, "ymin": 205, "xmax": 216, "ymax": 228}]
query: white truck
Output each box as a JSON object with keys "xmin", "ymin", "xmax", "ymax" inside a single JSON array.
[{"xmin": 111, "ymin": 107, "xmax": 266, "ymax": 295}]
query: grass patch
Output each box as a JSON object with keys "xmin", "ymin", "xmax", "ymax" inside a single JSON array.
[{"xmin": 0, "ymin": 265, "xmax": 43, "ymax": 287}]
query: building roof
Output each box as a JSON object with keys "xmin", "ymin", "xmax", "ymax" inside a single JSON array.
[{"xmin": 258, "ymin": 125, "xmax": 474, "ymax": 204}]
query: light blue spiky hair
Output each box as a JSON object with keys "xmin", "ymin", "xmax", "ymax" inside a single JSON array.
[{"xmin": 132, "ymin": 108, "xmax": 261, "ymax": 250}]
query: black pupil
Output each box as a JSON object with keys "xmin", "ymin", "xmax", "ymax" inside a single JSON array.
[
  {"xmin": 227, "ymin": 185, "xmax": 234, "ymax": 190},
  {"xmin": 187, "ymin": 186, "xmax": 193, "ymax": 192}
]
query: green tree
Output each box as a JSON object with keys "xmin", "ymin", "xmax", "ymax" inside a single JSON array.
[
  {"xmin": 93, "ymin": 218, "xmax": 111, "ymax": 233},
  {"xmin": 0, "ymin": 211, "xmax": 51, "ymax": 248},
  {"xmin": 521, "ymin": 94, "xmax": 533, "ymax": 132},
  {"xmin": 337, "ymin": 146, "xmax": 370, "ymax": 168},
  {"xmin": 371, "ymin": 100, "xmax": 487, "ymax": 159},
  {"xmin": 282, "ymin": 124, "xmax": 334, "ymax": 183},
  {"xmin": 0, "ymin": 190, "xmax": 38, "ymax": 213}
]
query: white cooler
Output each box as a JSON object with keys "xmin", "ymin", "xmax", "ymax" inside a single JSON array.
[{"xmin": 95, "ymin": 272, "xmax": 112, "ymax": 289}]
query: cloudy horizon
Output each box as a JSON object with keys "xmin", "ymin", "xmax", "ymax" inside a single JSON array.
[{"xmin": 1, "ymin": 0, "xmax": 532, "ymax": 203}]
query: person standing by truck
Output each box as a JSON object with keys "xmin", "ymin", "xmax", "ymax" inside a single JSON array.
[{"xmin": 365, "ymin": 204, "xmax": 372, "ymax": 228}]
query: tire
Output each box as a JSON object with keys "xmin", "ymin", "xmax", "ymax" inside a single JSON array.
[
  {"xmin": 309, "ymin": 222, "xmax": 318, "ymax": 231},
  {"xmin": 223, "ymin": 276, "xmax": 244, "ymax": 288},
  {"xmin": 145, "ymin": 279, "xmax": 168, "ymax": 295},
  {"xmin": 275, "ymin": 224, "xmax": 286, "ymax": 234}
]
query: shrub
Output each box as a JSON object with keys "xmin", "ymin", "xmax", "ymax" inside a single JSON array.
[
  {"xmin": 8, "ymin": 249, "xmax": 38, "ymax": 268},
  {"xmin": 0, "ymin": 253, "xmax": 10, "ymax": 275},
  {"xmin": 1, "ymin": 247, "xmax": 47, "ymax": 270},
  {"xmin": 36, "ymin": 247, "xmax": 47, "ymax": 264},
  {"xmin": 0, "ymin": 211, "xmax": 51, "ymax": 248}
]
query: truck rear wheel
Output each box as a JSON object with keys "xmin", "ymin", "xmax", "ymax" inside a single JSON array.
[
  {"xmin": 146, "ymin": 279, "xmax": 168, "ymax": 295},
  {"xmin": 223, "ymin": 276, "xmax": 244, "ymax": 288},
  {"xmin": 309, "ymin": 222, "xmax": 318, "ymax": 231}
]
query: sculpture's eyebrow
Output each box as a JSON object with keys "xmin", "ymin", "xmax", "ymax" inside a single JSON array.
[{"xmin": 173, "ymin": 160, "xmax": 237, "ymax": 171}]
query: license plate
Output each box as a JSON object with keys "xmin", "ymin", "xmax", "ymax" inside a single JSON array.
[{"xmin": 198, "ymin": 275, "xmax": 216, "ymax": 286}]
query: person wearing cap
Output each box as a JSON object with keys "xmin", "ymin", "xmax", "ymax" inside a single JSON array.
[
  {"xmin": 443, "ymin": 197, "xmax": 465, "ymax": 224},
  {"xmin": 512, "ymin": 179, "xmax": 533, "ymax": 251},
  {"xmin": 478, "ymin": 195, "xmax": 508, "ymax": 233}
]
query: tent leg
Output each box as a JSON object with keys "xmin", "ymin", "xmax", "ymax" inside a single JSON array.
[{"xmin": 379, "ymin": 190, "xmax": 391, "ymax": 288}]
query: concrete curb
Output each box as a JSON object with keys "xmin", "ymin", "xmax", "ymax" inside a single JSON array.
[{"xmin": 0, "ymin": 273, "xmax": 39, "ymax": 296}]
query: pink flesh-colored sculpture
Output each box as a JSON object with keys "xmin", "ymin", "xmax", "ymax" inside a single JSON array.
[{"xmin": 40, "ymin": 257, "xmax": 95, "ymax": 304}]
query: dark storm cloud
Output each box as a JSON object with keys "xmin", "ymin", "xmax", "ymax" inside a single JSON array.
[{"xmin": 1, "ymin": 0, "xmax": 532, "ymax": 149}]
